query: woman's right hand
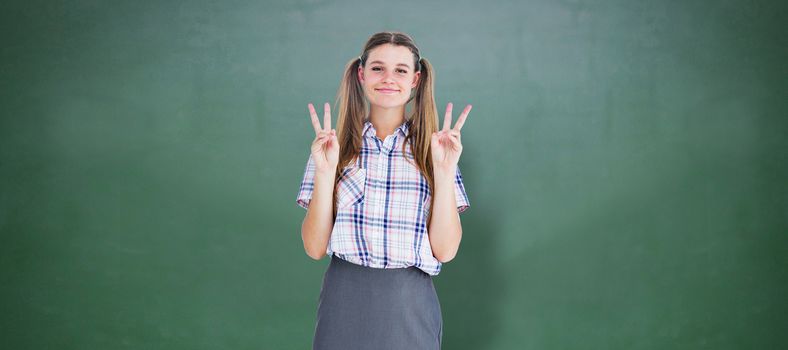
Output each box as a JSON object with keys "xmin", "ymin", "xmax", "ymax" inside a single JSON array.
[{"xmin": 308, "ymin": 102, "xmax": 339, "ymax": 173}]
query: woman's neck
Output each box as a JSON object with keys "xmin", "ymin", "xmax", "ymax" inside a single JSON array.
[{"xmin": 369, "ymin": 104, "xmax": 406, "ymax": 140}]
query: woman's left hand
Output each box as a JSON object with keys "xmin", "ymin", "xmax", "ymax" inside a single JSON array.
[{"xmin": 431, "ymin": 102, "xmax": 472, "ymax": 173}]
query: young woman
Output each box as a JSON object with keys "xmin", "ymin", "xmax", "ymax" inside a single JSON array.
[{"xmin": 296, "ymin": 31, "xmax": 472, "ymax": 350}]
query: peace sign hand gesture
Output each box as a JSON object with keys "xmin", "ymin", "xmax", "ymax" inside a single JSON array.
[
  {"xmin": 431, "ymin": 102, "xmax": 471, "ymax": 173},
  {"xmin": 308, "ymin": 102, "xmax": 339, "ymax": 173}
]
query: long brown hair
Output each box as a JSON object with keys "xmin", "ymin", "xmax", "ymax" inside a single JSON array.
[{"xmin": 332, "ymin": 31, "xmax": 440, "ymax": 225}]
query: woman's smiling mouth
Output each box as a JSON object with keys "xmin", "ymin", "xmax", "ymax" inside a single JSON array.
[{"xmin": 375, "ymin": 88, "xmax": 399, "ymax": 94}]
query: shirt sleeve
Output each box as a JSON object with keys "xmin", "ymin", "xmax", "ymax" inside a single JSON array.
[
  {"xmin": 455, "ymin": 166, "xmax": 470, "ymax": 213},
  {"xmin": 296, "ymin": 154, "xmax": 316, "ymax": 210}
]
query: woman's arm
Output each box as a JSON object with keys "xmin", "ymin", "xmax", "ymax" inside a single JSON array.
[
  {"xmin": 428, "ymin": 103, "xmax": 472, "ymax": 263},
  {"xmin": 301, "ymin": 169, "xmax": 336, "ymax": 260},
  {"xmin": 301, "ymin": 102, "xmax": 339, "ymax": 260},
  {"xmin": 428, "ymin": 166, "xmax": 463, "ymax": 263}
]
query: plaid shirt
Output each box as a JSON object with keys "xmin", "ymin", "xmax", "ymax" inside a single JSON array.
[{"xmin": 297, "ymin": 120, "xmax": 470, "ymax": 275}]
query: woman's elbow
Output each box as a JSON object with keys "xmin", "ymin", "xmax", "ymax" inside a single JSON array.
[
  {"xmin": 305, "ymin": 246, "xmax": 326, "ymax": 260},
  {"xmin": 306, "ymin": 251, "xmax": 325, "ymax": 260},
  {"xmin": 301, "ymin": 230, "xmax": 327, "ymax": 260},
  {"xmin": 434, "ymin": 250, "xmax": 457, "ymax": 263},
  {"xmin": 301, "ymin": 235, "xmax": 326, "ymax": 260}
]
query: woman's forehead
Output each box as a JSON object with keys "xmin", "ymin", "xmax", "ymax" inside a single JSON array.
[{"xmin": 367, "ymin": 44, "xmax": 414, "ymax": 68}]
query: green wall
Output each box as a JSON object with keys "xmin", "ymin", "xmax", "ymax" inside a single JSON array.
[{"xmin": 1, "ymin": 0, "xmax": 785, "ymax": 349}]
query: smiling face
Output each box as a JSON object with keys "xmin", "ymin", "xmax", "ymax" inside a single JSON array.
[{"xmin": 358, "ymin": 43, "xmax": 421, "ymax": 109}]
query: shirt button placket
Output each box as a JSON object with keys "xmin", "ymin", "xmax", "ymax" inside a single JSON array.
[
  {"xmin": 381, "ymin": 136, "xmax": 394, "ymax": 172},
  {"xmin": 373, "ymin": 137, "xmax": 382, "ymax": 180}
]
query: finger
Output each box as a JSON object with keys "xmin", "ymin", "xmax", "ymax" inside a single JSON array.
[
  {"xmin": 453, "ymin": 104, "xmax": 472, "ymax": 131},
  {"xmin": 323, "ymin": 103, "xmax": 331, "ymax": 132},
  {"xmin": 443, "ymin": 102, "xmax": 453, "ymax": 131},
  {"xmin": 314, "ymin": 135, "xmax": 327, "ymax": 148},
  {"xmin": 308, "ymin": 103, "xmax": 322, "ymax": 134},
  {"xmin": 315, "ymin": 130, "xmax": 330, "ymax": 140},
  {"xmin": 448, "ymin": 134, "xmax": 462, "ymax": 149}
]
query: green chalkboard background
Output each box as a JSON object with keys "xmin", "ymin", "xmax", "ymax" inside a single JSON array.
[{"xmin": 1, "ymin": 0, "xmax": 786, "ymax": 349}]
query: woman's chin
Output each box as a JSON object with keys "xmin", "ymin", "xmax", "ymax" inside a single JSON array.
[{"xmin": 370, "ymin": 98, "xmax": 406, "ymax": 109}]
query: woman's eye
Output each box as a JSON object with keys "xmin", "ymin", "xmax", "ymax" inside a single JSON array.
[{"xmin": 371, "ymin": 67, "xmax": 407, "ymax": 73}]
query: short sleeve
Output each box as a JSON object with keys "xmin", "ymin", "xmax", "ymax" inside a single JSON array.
[
  {"xmin": 296, "ymin": 154, "xmax": 316, "ymax": 210},
  {"xmin": 455, "ymin": 166, "xmax": 470, "ymax": 213}
]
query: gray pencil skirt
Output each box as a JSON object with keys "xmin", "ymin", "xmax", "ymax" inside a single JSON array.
[{"xmin": 312, "ymin": 254, "xmax": 443, "ymax": 350}]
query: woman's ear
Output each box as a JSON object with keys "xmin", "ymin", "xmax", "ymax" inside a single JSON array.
[
  {"xmin": 358, "ymin": 66, "xmax": 364, "ymax": 83},
  {"xmin": 412, "ymin": 71, "xmax": 421, "ymax": 88}
]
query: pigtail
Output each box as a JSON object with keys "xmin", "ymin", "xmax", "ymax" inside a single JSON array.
[
  {"xmin": 406, "ymin": 56, "xmax": 440, "ymax": 227},
  {"xmin": 331, "ymin": 56, "xmax": 367, "ymax": 219}
]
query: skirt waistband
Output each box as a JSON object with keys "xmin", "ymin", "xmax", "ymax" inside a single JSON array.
[{"xmin": 329, "ymin": 253, "xmax": 431, "ymax": 279}]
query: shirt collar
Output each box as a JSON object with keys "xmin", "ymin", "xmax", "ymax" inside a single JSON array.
[{"xmin": 363, "ymin": 120, "xmax": 410, "ymax": 139}]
